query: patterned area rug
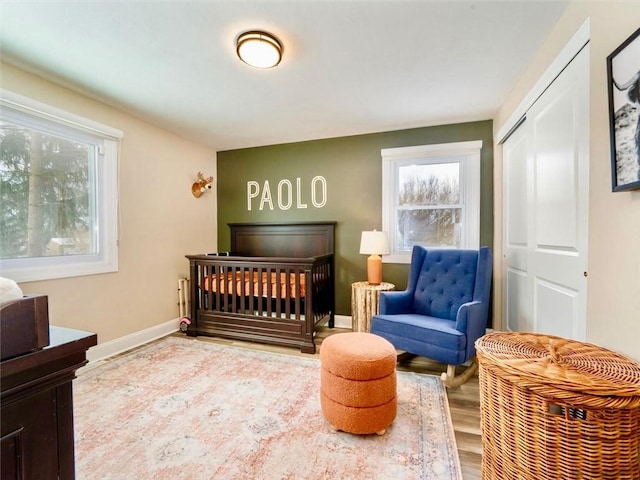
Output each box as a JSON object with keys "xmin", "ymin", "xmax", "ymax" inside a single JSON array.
[{"xmin": 74, "ymin": 336, "xmax": 462, "ymax": 479}]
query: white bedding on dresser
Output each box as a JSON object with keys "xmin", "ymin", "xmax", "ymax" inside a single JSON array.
[{"xmin": 0, "ymin": 276, "xmax": 23, "ymax": 304}]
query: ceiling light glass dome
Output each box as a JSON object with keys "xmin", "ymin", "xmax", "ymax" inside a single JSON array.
[{"xmin": 236, "ymin": 31, "xmax": 283, "ymax": 69}]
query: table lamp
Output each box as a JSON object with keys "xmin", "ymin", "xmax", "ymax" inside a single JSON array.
[{"xmin": 359, "ymin": 230, "xmax": 390, "ymax": 285}]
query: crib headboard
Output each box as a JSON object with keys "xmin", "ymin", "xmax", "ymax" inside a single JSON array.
[{"xmin": 229, "ymin": 221, "xmax": 336, "ymax": 258}]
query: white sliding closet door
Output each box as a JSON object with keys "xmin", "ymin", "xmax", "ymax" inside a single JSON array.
[{"xmin": 503, "ymin": 45, "xmax": 589, "ymax": 340}]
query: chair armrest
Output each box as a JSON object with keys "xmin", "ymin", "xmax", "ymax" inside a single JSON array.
[
  {"xmin": 379, "ymin": 290, "xmax": 413, "ymax": 315},
  {"xmin": 455, "ymin": 300, "xmax": 489, "ymax": 359},
  {"xmin": 455, "ymin": 301, "xmax": 486, "ymax": 333}
]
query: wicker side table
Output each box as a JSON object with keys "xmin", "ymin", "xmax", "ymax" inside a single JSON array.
[
  {"xmin": 351, "ymin": 281, "xmax": 394, "ymax": 332},
  {"xmin": 476, "ymin": 332, "xmax": 640, "ymax": 480}
]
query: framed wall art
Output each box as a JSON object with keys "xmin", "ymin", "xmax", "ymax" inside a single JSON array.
[{"xmin": 607, "ymin": 27, "xmax": 640, "ymax": 192}]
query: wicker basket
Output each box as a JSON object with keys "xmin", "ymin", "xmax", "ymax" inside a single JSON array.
[{"xmin": 476, "ymin": 332, "xmax": 640, "ymax": 480}]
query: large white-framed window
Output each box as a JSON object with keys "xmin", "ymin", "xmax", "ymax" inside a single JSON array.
[
  {"xmin": 0, "ymin": 90, "xmax": 123, "ymax": 282},
  {"xmin": 382, "ymin": 141, "xmax": 482, "ymax": 264}
]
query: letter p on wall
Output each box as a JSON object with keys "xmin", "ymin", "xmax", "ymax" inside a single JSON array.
[{"xmin": 247, "ymin": 181, "xmax": 259, "ymax": 210}]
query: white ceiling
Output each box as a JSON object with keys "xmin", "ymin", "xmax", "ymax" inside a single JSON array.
[{"xmin": 0, "ymin": 1, "xmax": 568, "ymax": 151}]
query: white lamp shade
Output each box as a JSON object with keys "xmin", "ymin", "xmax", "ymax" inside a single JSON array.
[{"xmin": 359, "ymin": 230, "xmax": 390, "ymax": 255}]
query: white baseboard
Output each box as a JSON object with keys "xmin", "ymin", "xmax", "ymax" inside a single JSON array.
[
  {"xmin": 84, "ymin": 314, "xmax": 352, "ymax": 369},
  {"xmin": 333, "ymin": 314, "xmax": 352, "ymax": 329},
  {"xmin": 85, "ymin": 318, "xmax": 180, "ymax": 364}
]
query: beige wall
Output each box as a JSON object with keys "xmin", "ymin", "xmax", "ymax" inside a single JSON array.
[
  {"xmin": 494, "ymin": 1, "xmax": 640, "ymax": 360},
  {"xmin": 1, "ymin": 62, "xmax": 218, "ymax": 344}
]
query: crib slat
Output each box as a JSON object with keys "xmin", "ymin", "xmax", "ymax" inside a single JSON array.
[
  {"xmin": 206, "ymin": 265, "xmax": 213, "ymax": 313},
  {"xmin": 275, "ymin": 267, "xmax": 281, "ymax": 318},
  {"xmin": 297, "ymin": 268, "xmax": 302, "ymax": 320},
  {"xmin": 231, "ymin": 265, "xmax": 237, "ymax": 314},
  {"xmin": 284, "ymin": 268, "xmax": 291, "ymax": 319}
]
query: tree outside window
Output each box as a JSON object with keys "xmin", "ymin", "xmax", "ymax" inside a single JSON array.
[
  {"xmin": 1, "ymin": 125, "xmax": 96, "ymax": 260},
  {"xmin": 0, "ymin": 90, "xmax": 121, "ymax": 282},
  {"xmin": 382, "ymin": 141, "xmax": 481, "ymax": 264},
  {"xmin": 397, "ymin": 162, "xmax": 461, "ymax": 250}
]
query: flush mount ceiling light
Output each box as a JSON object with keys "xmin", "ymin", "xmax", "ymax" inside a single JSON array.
[{"xmin": 236, "ymin": 30, "xmax": 283, "ymax": 69}]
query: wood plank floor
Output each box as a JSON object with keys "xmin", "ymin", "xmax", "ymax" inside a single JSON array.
[{"xmin": 182, "ymin": 326, "xmax": 482, "ymax": 480}]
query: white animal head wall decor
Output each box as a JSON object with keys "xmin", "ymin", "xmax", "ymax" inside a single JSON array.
[{"xmin": 192, "ymin": 172, "xmax": 214, "ymax": 198}]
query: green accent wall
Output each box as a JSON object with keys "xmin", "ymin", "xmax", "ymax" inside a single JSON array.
[{"xmin": 217, "ymin": 120, "xmax": 494, "ymax": 316}]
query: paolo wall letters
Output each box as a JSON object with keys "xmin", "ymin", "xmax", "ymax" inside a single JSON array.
[{"xmin": 247, "ymin": 176, "xmax": 327, "ymax": 211}]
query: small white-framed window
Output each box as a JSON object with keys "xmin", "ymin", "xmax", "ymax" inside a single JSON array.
[
  {"xmin": 382, "ymin": 141, "xmax": 482, "ymax": 264},
  {"xmin": 0, "ymin": 90, "xmax": 123, "ymax": 282}
]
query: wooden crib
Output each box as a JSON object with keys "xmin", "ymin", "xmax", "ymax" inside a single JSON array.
[{"xmin": 185, "ymin": 222, "xmax": 335, "ymax": 353}]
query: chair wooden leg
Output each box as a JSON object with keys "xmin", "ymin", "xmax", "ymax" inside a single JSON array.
[{"xmin": 440, "ymin": 357, "xmax": 479, "ymax": 388}]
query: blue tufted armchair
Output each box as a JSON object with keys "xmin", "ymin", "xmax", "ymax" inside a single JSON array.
[{"xmin": 370, "ymin": 246, "xmax": 493, "ymax": 387}]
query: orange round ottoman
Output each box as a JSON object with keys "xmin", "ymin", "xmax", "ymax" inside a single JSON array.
[{"xmin": 320, "ymin": 332, "xmax": 397, "ymax": 435}]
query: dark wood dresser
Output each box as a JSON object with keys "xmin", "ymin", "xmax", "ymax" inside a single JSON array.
[{"xmin": 1, "ymin": 326, "xmax": 97, "ymax": 480}]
